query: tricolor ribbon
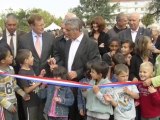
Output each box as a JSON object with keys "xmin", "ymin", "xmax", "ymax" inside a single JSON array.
[{"xmin": 0, "ymin": 72, "xmax": 142, "ymax": 88}]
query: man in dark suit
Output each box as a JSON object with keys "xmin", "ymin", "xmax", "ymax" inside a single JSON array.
[
  {"xmin": 0, "ymin": 13, "xmax": 25, "ymax": 72},
  {"xmin": 119, "ymin": 12, "xmax": 151, "ymax": 43},
  {"xmin": 18, "ymin": 14, "xmax": 55, "ymax": 120},
  {"xmin": 18, "ymin": 13, "xmax": 55, "ymax": 76},
  {"xmin": 0, "ymin": 13, "xmax": 26, "ymax": 120},
  {"xmin": 55, "ymin": 18, "xmax": 100, "ymax": 120}
]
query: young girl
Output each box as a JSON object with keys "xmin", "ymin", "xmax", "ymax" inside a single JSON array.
[
  {"xmin": 102, "ymin": 38, "xmax": 120, "ymax": 66},
  {"xmin": 129, "ymin": 36, "xmax": 154, "ymax": 120},
  {"xmin": 121, "ymin": 40, "xmax": 135, "ymax": 66},
  {"xmin": 16, "ymin": 49, "xmax": 45, "ymax": 120},
  {"xmin": 129, "ymin": 36, "xmax": 154, "ymax": 81},
  {"xmin": 39, "ymin": 66, "xmax": 74, "ymax": 120},
  {"xmin": 138, "ymin": 62, "xmax": 160, "ymax": 120},
  {"xmin": 85, "ymin": 61, "xmax": 113, "ymax": 120}
]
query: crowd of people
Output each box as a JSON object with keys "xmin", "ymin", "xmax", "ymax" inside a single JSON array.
[{"xmin": 0, "ymin": 11, "xmax": 160, "ymax": 120}]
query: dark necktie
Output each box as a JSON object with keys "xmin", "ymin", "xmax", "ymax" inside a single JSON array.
[{"xmin": 10, "ymin": 33, "xmax": 14, "ymax": 57}]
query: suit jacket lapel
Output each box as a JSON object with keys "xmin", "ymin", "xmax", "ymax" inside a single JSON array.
[
  {"xmin": 135, "ymin": 27, "xmax": 143, "ymax": 41},
  {"xmin": 72, "ymin": 36, "xmax": 86, "ymax": 68},
  {"xmin": 128, "ymin": 29, "xmax": 132, "ymax": 41},
  {"xmin": 41, "ymin": 33, "xmax": 47, "ymax": 59},
  {"xmin": 65, "ymin": 40, "xmax": 71, "ymax": 68},
  {"xmin": 29, "ymin": 32, "xmax": 40, "ymax": 59}
]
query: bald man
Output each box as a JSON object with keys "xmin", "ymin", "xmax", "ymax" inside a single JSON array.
[{"xmin": 118, "ymin": 12, "xmax": 151, "ymax": 43}]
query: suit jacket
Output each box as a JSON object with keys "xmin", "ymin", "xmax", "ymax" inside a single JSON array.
[
  {"xmin": 18, "ymin": 31, "xmax": 55, "ymax": 76},
  {"xmin": 53, "ymin": 35, "xmax": 67, "ymax": 66},
  {"xmin": 1, "ymin": 30, "xmax": 25, "ymax": 55},
  {"xmin": 118, "ymin": 27, "xmax": 151, "ymax": 43},
  {"xmin": 64, "ymin": 34, "xmax": 101, "ymax": 80}
]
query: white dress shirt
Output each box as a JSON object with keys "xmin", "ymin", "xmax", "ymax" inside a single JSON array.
[
  {"xmin": 131, "ymin": 28, "xmax": 139, "ymax": 43},
  {"xmin": 68, "ymin": 33, "xmax": 84, "ymax": 72},
  {"xmin": 6, "ymin": 29, "xmax": 17, "ymax": 57}
]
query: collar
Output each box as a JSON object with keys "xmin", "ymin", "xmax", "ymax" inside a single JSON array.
[
  {"xmin": 32, "ymin": 30, "xmax": 42, "ymax": 37},
  {"xmin": 131, "ymin": 27, "xmax": 139, "ymax": 32},
  {"xmin": 74, "ymin": 33, "xmax": 84, "ymax": 42},
  {"xmin": 113, "ymin": 25, "xmax": 127, "ymax": 33},
  {"xmin": 6, "ymin": 29, "xmax": 16, "ymax": 36}
]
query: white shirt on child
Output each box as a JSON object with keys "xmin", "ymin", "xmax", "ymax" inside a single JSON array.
[{"xmin": 109, "ymin": 85, "xmax": 139, "ymax": 120}]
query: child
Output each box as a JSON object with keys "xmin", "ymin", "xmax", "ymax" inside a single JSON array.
[
  {"xmin": 138, "ymin": 62, "xmax": 160, "ymax": 120},
  {"xmin": 110, "ymin": 53, "xmax": 126, "ymax": 82},
  {"xmin": 16, "ymin": 49, "xmax": 45, "ymax": 120},
  {"xmin": 121, "ymin": 40, "xmax": 135, "ymax": 66},
  {"xmin": 0, "ymin": 46, "xmax": 29, "ymax": 120},
  {"xmin": 39, "ymin": 66, "xmax": 74, "ymax": 120},
  {"xmin": 102, "ymin": 38, "xmax": 120, "ymax": 66},
  {"xmin": 129, "ymin": 36, "xmax": 154, "ymax": 81},
  {"xmin": 85, "ymin": 61, "xmax": 113, "ymax": 120},
  {"xmin": 77, "ymin": 61, "xmax": 92, "ymax": 119},
  {"xmin": 104, "ymin": 64, "xmax": 139, "ymax": 120}
]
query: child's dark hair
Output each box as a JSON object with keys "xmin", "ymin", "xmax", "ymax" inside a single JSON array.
[
  {"xmin": 0, "ymin": 46, "xmax": 10, "ymax": 61},
  {"xmin": 109, "ymin": 37, "xmax": 121, "ymax": 46},
  {"xmin": 52, "ymin": 66, "xmax": 68, "ymax": 80},
  {"xmin": 122, "ymin": 40, "xmax": 135, "ymax": 50},
  {"xmin": 84, "ymin": 61, "xmax": 93, "ymax": 79},
  {"xmin": 16, "ymin": 49, "xmax": 31, "ymax": 65},
  {"xmin": 112, "ymin": 52, "xmax": 126, "ymax": 65},
  {"xmin": 91, "ymin": 61, "xmax": 109, "ymax": 78},
  {"xmin": 114, "ymin": 64, "xmax": 129, "ymax": 75}
]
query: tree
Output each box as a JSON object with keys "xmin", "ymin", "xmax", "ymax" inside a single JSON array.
[
  {"xmin": 0, "ymin": 8, "xmax": 62, "ymax": 32},
  {"xmin": 71, "ymin": 0, "xmax": 118, "ymax": 22},
  {"xmin": 141, "ymin": 14, "xmax": 155, "ymax": 27},
  {"xmin": 148, "ymin": 0, "xmax": 160, "ymax": 20}
]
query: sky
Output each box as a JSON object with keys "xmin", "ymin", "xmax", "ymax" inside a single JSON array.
[{"xmin": 0, "ymin": 0, "xmax": 80, "ymax": 18}]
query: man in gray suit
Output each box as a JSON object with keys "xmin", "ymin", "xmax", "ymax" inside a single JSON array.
[
  {"xmin": 118, "ymin": 12, "xmax": 151, "ymax": 43},
  {"xmin": 60, "ymin": 18, "xmax": 100, "ymax": 120},
  {"xmin": 18, "ymin": 13, "xmax": 55, "ymax": 76}
]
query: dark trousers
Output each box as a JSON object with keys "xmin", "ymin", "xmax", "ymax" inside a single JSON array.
[
  {"xmin": 4, "ymin": 104, "xmax": 19, "ymax": 120},
  {"xmin": 68, "ymin": 88, "xmax": 85, "ymax": 120},
  {"xmin": 135, "ymin": 106, "xmax": 141, "ymax": 120},
  {"xmin": 16, "ymin": 94, "xmax": 26, "ymax": 120}
]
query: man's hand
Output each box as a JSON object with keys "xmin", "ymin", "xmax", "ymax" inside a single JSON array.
[{"xmin": 68, "ymin": 71, "xmax": 77, "ymax": 80}]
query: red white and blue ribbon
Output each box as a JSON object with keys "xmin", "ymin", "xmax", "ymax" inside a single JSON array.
[{"xmin": 0, "ymin": 72, "xmax": 141, "ymax": 88}]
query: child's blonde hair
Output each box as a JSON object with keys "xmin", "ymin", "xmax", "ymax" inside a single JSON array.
[{"xmin": 140, "ymin": 62, "xmax": 154, "ymax": 73}]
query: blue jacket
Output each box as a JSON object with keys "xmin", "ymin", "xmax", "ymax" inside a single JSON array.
[
  {"xmin": 77, "ymin": 78, "xmax": 90, "ymax": 112},
  {"xmin": 38, "ymin": 85, "xmax": 74, "ymax": 116}
]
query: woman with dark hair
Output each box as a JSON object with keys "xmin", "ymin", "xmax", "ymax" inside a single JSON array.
[{"xmin": 89, "ymin": 16, "xmax": 110, "ymax": 56}]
